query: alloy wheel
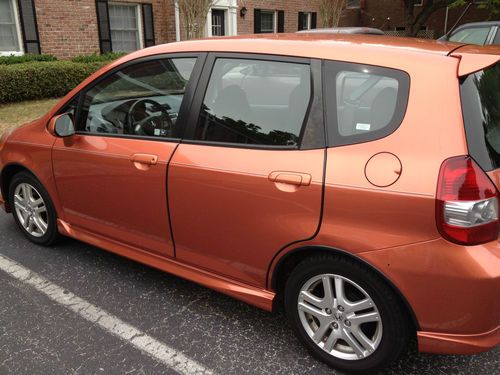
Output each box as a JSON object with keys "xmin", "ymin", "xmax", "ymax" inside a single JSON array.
[{"xmin": 13, "ymin": 183, "xmax": 49, "ymax": 238}]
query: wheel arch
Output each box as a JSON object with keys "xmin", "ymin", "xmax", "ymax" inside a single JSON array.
[
  {"xmin": 270, "ymin": 245, "xmax": 420, "ymax": 331},
  {"xmin": 1, "ymin": 163, "xmax": 44, "ymax": 212}
]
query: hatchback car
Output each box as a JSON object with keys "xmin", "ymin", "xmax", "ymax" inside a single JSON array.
[{"xmin": 0, "ymin": 34, "xmax": 499, "ymax": 373}]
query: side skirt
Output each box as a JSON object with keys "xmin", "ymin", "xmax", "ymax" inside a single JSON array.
[{"xmin": 57, "ymin": 219, "xmax": 275, "ymax": 311}]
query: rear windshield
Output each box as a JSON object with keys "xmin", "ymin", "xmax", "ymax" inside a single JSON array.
[{"xmin": 461, "ymin": 62, "xmax": 500, "ymax": 171}]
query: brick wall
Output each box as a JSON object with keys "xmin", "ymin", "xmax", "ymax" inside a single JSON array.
[
  {"xmin": 34, "ymin": 0, "xmax": 175, "ymax": 58},
  {"xmin": 237, "ymin": 0, "xmax": 323, "ymax": 35}
]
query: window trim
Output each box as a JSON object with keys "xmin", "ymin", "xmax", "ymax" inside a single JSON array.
[
  {"xmin": 323, "ymin": 60, "xmax": 410, "ymax": 147},
  {"xmin": 56, "ymin": 52, "xmax": 208, "ymax": 143},
  {"xmin": 182, "ymin": 52, "xmax": 324, "ymax": 151},
  {"xmin": 346, "ymin": 0, "xmax": 361, "ymax": 9},
  {"xmin": 108, "ymin": 2, "xmax": 144, "ymax": 52},
  {"xmin": 0, "ymin": 0, "xmax": 24, "ymax": 55}
]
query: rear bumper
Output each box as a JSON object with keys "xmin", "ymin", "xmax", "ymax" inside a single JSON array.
[{"xmin": 418, "ymin": 325, "xmax": 500, "ymax": 354}]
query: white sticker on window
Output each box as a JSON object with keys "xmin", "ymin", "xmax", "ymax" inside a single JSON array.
[
  {"xmin": 154, "ymin": 128, "xmax": 161, "ymax": 136},
  {"xmin": 356, "ymin": 123, "xmax": 371, "ymax": 131}
]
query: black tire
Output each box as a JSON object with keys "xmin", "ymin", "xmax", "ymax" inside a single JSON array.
[
  {"xmin": 8, "ymin": 171, "xmax": 60, "ymax": 246},
  {"xmin": 284, "ymin": 255, "xmax": 411, "ymax": 374}
]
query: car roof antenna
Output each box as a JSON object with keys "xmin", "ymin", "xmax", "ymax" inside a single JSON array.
[{"xmin": 442, "ymin": 2, "xmax": 472, "ymax": 41}]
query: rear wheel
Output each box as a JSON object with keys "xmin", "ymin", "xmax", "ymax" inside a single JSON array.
[
  {"xmin": 284, "ymin": 255, "xmax": 411, "ymax": 374},
  {"xmin": 8, "ymin": 172, "xmax": 59, "ymax": 246}
]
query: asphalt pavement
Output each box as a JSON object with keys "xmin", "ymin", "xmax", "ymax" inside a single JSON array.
[{"xmin": 0, "ymin": 211, "xmax": 498, "ymax": 375}]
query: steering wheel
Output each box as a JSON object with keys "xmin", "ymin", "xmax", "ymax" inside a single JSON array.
[{"xmin": 126, "ymin": 98, "xmax": 174, "ymax": 137}]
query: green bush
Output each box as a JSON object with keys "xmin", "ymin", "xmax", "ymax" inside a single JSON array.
[
  {"xmin": 71, "ymin": 52, "xmax": 127, "ymax": 63},
  {"xmin": 0, "ymin": 54, "xmax": 57, "ymax": 65},
  {"xmin": 0, "ymin": 61, "xmax": 107, "ymax": 103}
]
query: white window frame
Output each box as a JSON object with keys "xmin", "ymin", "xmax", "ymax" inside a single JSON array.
[
  {"xmin": 301, "ymin": 12, "xmax": 313, "ymax": 30},
  {"xmin": 205, "ymin": 0, "xmax": 237, "ymax": 38},
  {"xmin": 0, "ymin": 0, "xmax": 24, "ymax": 56},
  {"xmin": 346, "ymin": 0, "xmax": 361, "ymax": 9},
  {"xmin": 108, "ymin": 2, "xmax": 144, "ymax": 53},
  {"xmin": 260, "ymin": 10, "xmax": 277, "ymax": 33}
]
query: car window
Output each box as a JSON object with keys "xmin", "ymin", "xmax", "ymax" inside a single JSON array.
[
  {"xmin": 461, "ymin": 62, "xmax": 500, "ymax": 171},
  {"xmin": 494, "ymin": 29, "xmax": 500, "ymax": 45},
  {"xmin": 449, "ymin": 27, "xmax": 491, "ymax": 45},
  {"xmin": 324, "ymin": 61, "xmax": 410, "ymax": 146},
  {"xmin": 194, "ymin": 58, "xmax": 311, "ymax": 147},
  {"xmin": 80, "ymin": 58, "xmax": 197, "ymax": 138}
]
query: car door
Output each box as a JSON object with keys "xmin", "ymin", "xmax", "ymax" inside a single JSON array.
[
  {"xmin": 168, "ymin": 54, "xmax": 326, "ymax": 287},
  {"xmin": 52, "ymin": 54, "xmax": 204, "ymax": 257}
]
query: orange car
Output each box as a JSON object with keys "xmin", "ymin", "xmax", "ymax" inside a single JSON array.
[{"xmin": 0, "ymin": 34, "xmax": 498, "ymax": 373}]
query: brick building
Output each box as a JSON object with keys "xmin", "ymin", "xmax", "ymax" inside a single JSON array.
[{"xmin": 0, "ymin": 0, "xmax": 497, "ymax": 59}]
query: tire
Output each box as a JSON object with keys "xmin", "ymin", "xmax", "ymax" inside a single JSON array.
[
  {"xmin": 8, "ymin": 171, "xmax": 60, "ymax": 246},
  {"xmin": 284, "ymin": 255, "xmax": 411, "ymax": 374}
]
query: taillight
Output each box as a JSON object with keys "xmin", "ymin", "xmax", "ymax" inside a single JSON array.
[{"xmin": 436, "ymin": 156, "xmax": 499, "ymax": 245}]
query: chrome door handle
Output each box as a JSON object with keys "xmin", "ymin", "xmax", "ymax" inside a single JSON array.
[
  {"xmin": 268, "ymin": 171, "xmax": 312, "ymax": 186},
  {"xmin": 130, "ymin": 153, "xmax": 158, "ymax": 166}
]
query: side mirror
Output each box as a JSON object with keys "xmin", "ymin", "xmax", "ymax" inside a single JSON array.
[{"xmin": 48, "ymin": 114, "xmax": 75, "ymax": 138}]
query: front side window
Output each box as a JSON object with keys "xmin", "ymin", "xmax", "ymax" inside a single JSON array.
[
  {"xmin": 81, "ymin": 57, "xmax": 197, "ymax": 138},
  {"xmin": 325, "ymin": 61, "xmax": 410, "ymax": 146},
  {"xmin": 109, "ymin": 3, "xmax": 141, "ymax": 52},
  {"xmin": 195, "ymin": 58, "xmax": 311, "ymax": 147},
  {"xmin": 0, "ymin": 0, "xmax": 21, "ymax": 52}
]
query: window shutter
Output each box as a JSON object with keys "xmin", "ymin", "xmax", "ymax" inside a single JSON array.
[
  {"xmin": 96, "ymin": 0, "xmax": 112, "ymax": 53},
  {"xmin": 311, "ymin": 12, "xmax": 317, "ymax": 29},
  {"xmin": 17, "ymin": 0, "xmax": 41, "ymax": 54},
  {"xmin": 298, "ymin": 12, "xmax": 304, "ymax": 31},
  {"xmin": 277, "ymin": 10, "xmax": 285, "ymax": 33},
  {"xmin": 254, "ymin": 9, "xmax": 261, "ymax": 33},
  {"xmin": 142, "ymin": 3, "xmax": 155, "ymax": 47}
]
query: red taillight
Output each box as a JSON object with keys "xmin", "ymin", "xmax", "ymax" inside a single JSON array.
[{"xmin": 436, "ymin": 156, "xmax": 499, "ymax": 245}]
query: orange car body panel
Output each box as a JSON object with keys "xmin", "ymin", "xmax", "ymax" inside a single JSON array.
[
  {"xmin": 168, "ymin": 144, "xmax": 324, "ymax": 286},
  {"xmin": 0, "ymin": 34, "xmax": 499, "ymax": 355}
]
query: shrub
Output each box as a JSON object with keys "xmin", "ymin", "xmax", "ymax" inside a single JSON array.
[
  {"xmin": 71, "ymin": 52, "xmax": 127, "ymax": 63},
  {"xmin": 0, "ymin": 61, "xmax": 107, "ymax": 103},
  {"xmin": 0, "ymin": 54, "xmax": 57, "ymax": 65}
]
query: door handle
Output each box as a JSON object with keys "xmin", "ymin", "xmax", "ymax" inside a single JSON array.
[
  {"xmin": 130, "ymin": 153, "xmax": 158, "ymax": 166},
  {"xmin": 268, "ymin": 171, "xmax": 312, "ymax": 186}
]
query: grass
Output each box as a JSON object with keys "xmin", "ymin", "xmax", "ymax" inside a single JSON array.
[{"xmin": 0, "ymin": 98, "xmax": 61, "ymax": 135}]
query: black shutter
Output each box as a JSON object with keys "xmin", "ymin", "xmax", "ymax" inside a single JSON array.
[
  {"xmin": 142, "ymin": 3, "xmax": 155, "ymax": 47},
  {"xmin": 254, "ymin": 9, "xmax": 261, "ymax": 33},
  {"xmin": 17, "ymin": 0, "xmax": 41, "ymax": 54},
  {"xmin": 277, "ymin": 11, "xmax": 285, "ymax": 33},
  {"xmin": 298, "ymin": 12, "xmax": 305, "ymax": 31},
  {"xmin": 96, "ymin": 0, "xmax": 112, "ymax": 53},
  {"xmin": 311, "ymin": 12, "xmax": 317, "ymax": 29}
]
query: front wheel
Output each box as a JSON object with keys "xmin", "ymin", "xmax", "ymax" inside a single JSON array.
[
  {"xmin": 284, "ymin": 255, "xmax": 411, "ymax": 374},
  {"xmin": 8, "ymin": 171, "xmax": 60, "ymax": 246}
]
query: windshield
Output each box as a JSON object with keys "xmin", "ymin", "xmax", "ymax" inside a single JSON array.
[{"xmin": 461, "ymin": 62, "xmax": 500, "ymax": 171}]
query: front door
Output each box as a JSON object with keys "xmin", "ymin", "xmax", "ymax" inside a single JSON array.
[
  {"xmin": 211, "ymin": 9, "xmax": 226, "ymax": 36},
  {"xmin": 168, "ymin": 55, "xmax": 325, "ymax": 286},
  {"xmin": 52, "ymin": 55, "xmax": 202, "ymax": 257}
]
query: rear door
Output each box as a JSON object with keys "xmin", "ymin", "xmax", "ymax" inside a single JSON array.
[{"xmin": 168, "ymin": 54, "xmax": 326, "ymax": 287}]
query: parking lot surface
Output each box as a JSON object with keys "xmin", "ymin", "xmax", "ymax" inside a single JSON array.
[{"xmin": 0, "ymin": 212, "xmax": 498, "ymax": 374}]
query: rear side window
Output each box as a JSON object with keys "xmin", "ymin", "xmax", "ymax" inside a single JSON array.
[
  {"xmin": 461, "ymin": 62, "xmax": 500, "ymax": 171},
  {"xmin": 194, "ymin": 58, "xmax": 311, "ymax": 147},
  {"xmin": 449, "ymin": 27, "xmax": 492, "ymax": 45},
  {"xmin": 324, "ymin": 61, "xmax": 410, "ymax": 146}
]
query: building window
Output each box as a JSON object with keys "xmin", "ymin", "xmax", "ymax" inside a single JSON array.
[
  {"xmin": 260, "ymin": 10, "xmax": 275, "ymax": 33},
  {"xmin": 109, "ymin": 3, "xmax": 142, "ymax": 52},
  {"xmin": 0, "ymin": 0, "xmax": 22, "ymax": 53},
  {"xmin": 346, "ymin": 0, "xmax": 361, "ymax": 9},
  {"xmin": 211, "ymin": 9, "xmax": 226, "ymax": 36},
  {"xmin": 300, "ymin": 12, "xmax": 312, "ymax": 30},
  {"xmin": 413, "ymin": 0, "xmax": 423, "ymax": 6}
]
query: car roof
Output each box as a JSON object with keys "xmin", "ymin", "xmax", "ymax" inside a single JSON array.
[
  {"xmin": 132, "ymin": 33, "xmax": 464, "ymax": 62},
  {"xmin": 453, "ymin": 21, "xmax": 500, "ymax": 29}
]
